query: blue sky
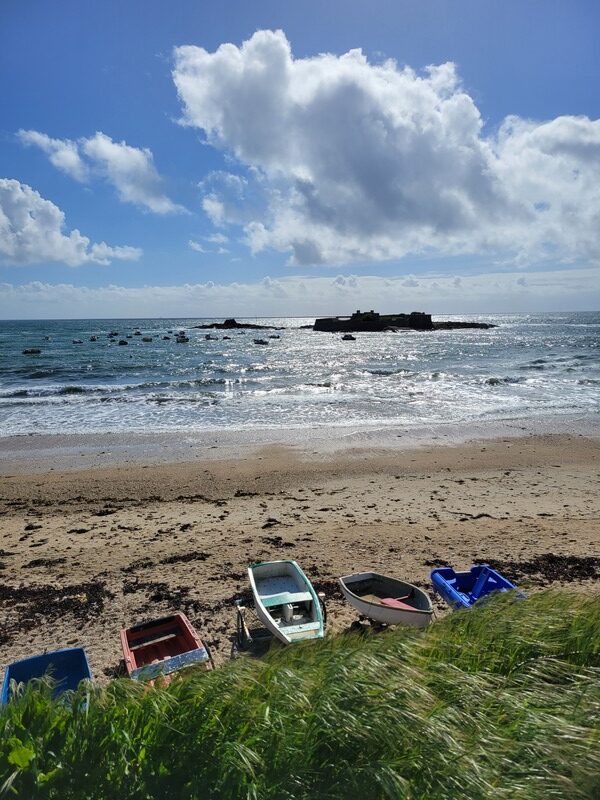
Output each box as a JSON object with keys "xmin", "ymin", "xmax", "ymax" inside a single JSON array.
[{"xmin": 1, "ymin": 0, "xmax": 599, "ymax": 317}]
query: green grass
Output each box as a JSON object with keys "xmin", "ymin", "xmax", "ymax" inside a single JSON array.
[{"xmin": 1, "ymin": 590, "xmax": 599, "ymax": 799}]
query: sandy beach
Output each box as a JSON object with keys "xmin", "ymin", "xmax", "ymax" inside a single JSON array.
[{"xmin": 1, "ymin": 431, "xmax": 598, "ymax": 679}]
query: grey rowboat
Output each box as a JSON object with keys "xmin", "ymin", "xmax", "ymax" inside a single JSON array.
[{"xmin": 339, "ymin": 571, "xmax": 432, "ymax": 627}]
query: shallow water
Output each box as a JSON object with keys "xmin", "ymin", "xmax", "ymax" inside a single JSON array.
[{"xmin": 0, "ymin": 312, "xmax": 598, "ymax": 436}]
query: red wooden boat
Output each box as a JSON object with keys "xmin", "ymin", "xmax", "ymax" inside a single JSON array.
[{"xmin": 120, "ymin": 612, "xmax": 213, "ymax": 683}]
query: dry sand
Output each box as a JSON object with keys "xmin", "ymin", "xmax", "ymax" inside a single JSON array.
[{"xmin": 1, "ymin": 432, "xmax": 599, "ymax": 679}]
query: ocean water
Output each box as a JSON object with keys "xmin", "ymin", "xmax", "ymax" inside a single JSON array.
[{"xmin": 0, "ymin": 313, "xmax": 598, "ymax": 437}]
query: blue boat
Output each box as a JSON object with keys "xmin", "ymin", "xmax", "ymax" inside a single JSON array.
[
  {"xmin": 431, "ymin": 564, "xmax": 518, "ymax": 610},
  {"xmin": 1, "ymin": 647, "xmax": 93, "ymax": 704}
]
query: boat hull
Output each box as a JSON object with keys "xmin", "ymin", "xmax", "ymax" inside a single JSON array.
[
  {"xmin": 248, "ymin": 560, "xmax": 324, "ymax": 645},
  {"xmin": 431, "ymin": 564, "xmax": 517, "ymax": 610},
  {"xmin": 1, "ymin": 647, "xmax": 93, "ymax": 704},
  {"xmin": 339, "ymin": 572, "xmax": 433, "ymax": 627}
]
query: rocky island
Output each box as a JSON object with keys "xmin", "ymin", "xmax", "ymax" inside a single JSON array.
[
  {"xmin": 191, "ymin": 312, "xmax": 496, "ymax": 333},
  {"xmin": 194, "ymin": 318, "xmax": 283, "ymax": 331},
  {"xmin": 313, "ymin": 309, "xmax": 496, "ymax": 332}
]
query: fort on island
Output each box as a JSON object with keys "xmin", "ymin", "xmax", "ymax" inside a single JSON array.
[{"xmin": 313, "ymin": 309, "xmax": 495, "ymax": 332}]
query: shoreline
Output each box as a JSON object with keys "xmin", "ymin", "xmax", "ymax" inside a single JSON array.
[
  {"xmin": 1, "ymin": 431, "xmax": 598, "ymax": 679},
  {"xmin": 0, "ymin": 412, "xmax": 597, "ymax": 474}
]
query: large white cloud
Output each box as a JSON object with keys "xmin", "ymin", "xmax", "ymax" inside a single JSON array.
[
  {"xmin": 0, "ymin": 178, "xmax": 142, "ymax": 266},
  {"xmin": 494, "ymin": 115, "xmax": 600, "ymax": 264},
  {"xmin": 1, "ymin": 268, "xmax": 598, "ymax": 318},
  {"xmin": 18, "ymin": 130, "xmax": 185, "ymax": 215},
  {"xmin": 173, "ymin": 30, "xmax": 600, "ymax": 266}
]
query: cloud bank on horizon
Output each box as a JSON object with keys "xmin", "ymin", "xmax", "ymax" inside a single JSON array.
[
  {"xmin": 2, "ymin": 266, "xmax": 597, "ymax": 318},
  {"xmin": 173, "ymin": 29, "xmax": 600, "ymax": 268}
]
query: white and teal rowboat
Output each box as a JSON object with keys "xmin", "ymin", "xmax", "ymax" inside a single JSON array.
[{"xmin": 248, "ymin": 560, "xmax": 325, "ymax": 644}]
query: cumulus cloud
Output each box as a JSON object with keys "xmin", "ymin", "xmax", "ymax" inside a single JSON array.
[
  {"xmin": 493, "ymin": 115, "xmax": 600, "ymax": 264},
  {"xmin": 188, "ymin": 237, "xmax": 228, "ymax": 255},
  {"xmin": 81, "ymin": 132, "xmax": 185, "ymax": 214},
  {"xmin": 188, "ymin": 239, "xmax": 207, "ymax": 253},
  {"xmin": 206, "ymin": 232, "xmax": 229, "ymax": 244},
  {"xmin": 18, "ymin": 130, "xmax": 185, "ymax": 214},
  {"xmin": 1, "ymin": 268, "xmax": 598, "ymax": 318},
  {"xmin": 0, "ymin": 178, "xmax": 142, "ymax": 266},
  {"xmin": 199, "ymin": 170, "xmax": 264, "ymax": 226},
  {"xmin": 18, "ymin": 130, "xmax": 88, "ymax": 182},
  {"xmin": 173, "ymin": 30, "xmax": 600, "ymax": 266}
]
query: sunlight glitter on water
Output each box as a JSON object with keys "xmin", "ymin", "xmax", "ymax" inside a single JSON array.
[{"xmin": 0, "ymin": 313, "xmax": 598, "ymax": 436}]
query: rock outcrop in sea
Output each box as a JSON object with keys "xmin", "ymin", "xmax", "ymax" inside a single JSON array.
[
  {"xmin": 313, "ymin": 309, "xmax": 496, "ymax": 332},
  {"xmin": 194, "ymin": 318, "xmax": 282, "ymax": 331}
]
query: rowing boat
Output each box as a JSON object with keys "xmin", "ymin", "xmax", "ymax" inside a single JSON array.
[
  {"xmin": 121, "ymin": 612, "xmax": 213, "ymax": 683},
  {"xmin": 248, "ymin": 560, "xmax": 325, "ymax": 644},
  {"xmin": 339, "ymin": 572, "xmax": 433, "ymax": 627},
  {"xmin": 431, "ymin": 564, "xmax": 518, "ymax": 610},
  {"xmin": 1, "ymin": 647, "xmax": 93, "ymax": 704}
]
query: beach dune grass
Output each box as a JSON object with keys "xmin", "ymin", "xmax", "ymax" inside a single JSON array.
[{"xmin": 1, "ymin": 590, "xmax": 598, "ymax": 799}]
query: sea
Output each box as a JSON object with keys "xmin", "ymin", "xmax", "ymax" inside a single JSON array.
[{"xmin": 0, "ymin": 313, "xmax": 598, "ymax": 439}]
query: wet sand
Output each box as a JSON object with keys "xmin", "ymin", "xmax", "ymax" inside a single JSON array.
[{"xmin": 1, "ymin": 433, "xmax": 599, "ymax": 679}]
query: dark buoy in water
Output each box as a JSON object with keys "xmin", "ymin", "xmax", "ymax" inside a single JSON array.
[{"xmin": 22, "ymin": 348, "xmax": 41, "ymax": 355}]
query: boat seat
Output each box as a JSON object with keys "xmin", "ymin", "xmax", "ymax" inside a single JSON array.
[
  {"xmin": 281, "ymin": 621, "xmax": 321, "ymax": 634},
  {"xmin": 130, "ymin": 632, "xmax": 177, "ymax": 650},
  {"xmin": 261, "ymin": 591, "xmax": 313, "ymax": 608}
]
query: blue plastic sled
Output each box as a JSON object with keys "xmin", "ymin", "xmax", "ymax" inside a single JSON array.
[
  {"xmin": 1, "ymin": 647, "xmax": 93, "ymax": 704},
  {"xmin": 431, "ymin": 564, "xmax": 518, "ymax": 610}
]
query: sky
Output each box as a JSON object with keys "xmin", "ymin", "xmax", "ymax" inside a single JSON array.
[{"xmin": 1, "ymin": 0, "xmax": 599, "ymax": 318}]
